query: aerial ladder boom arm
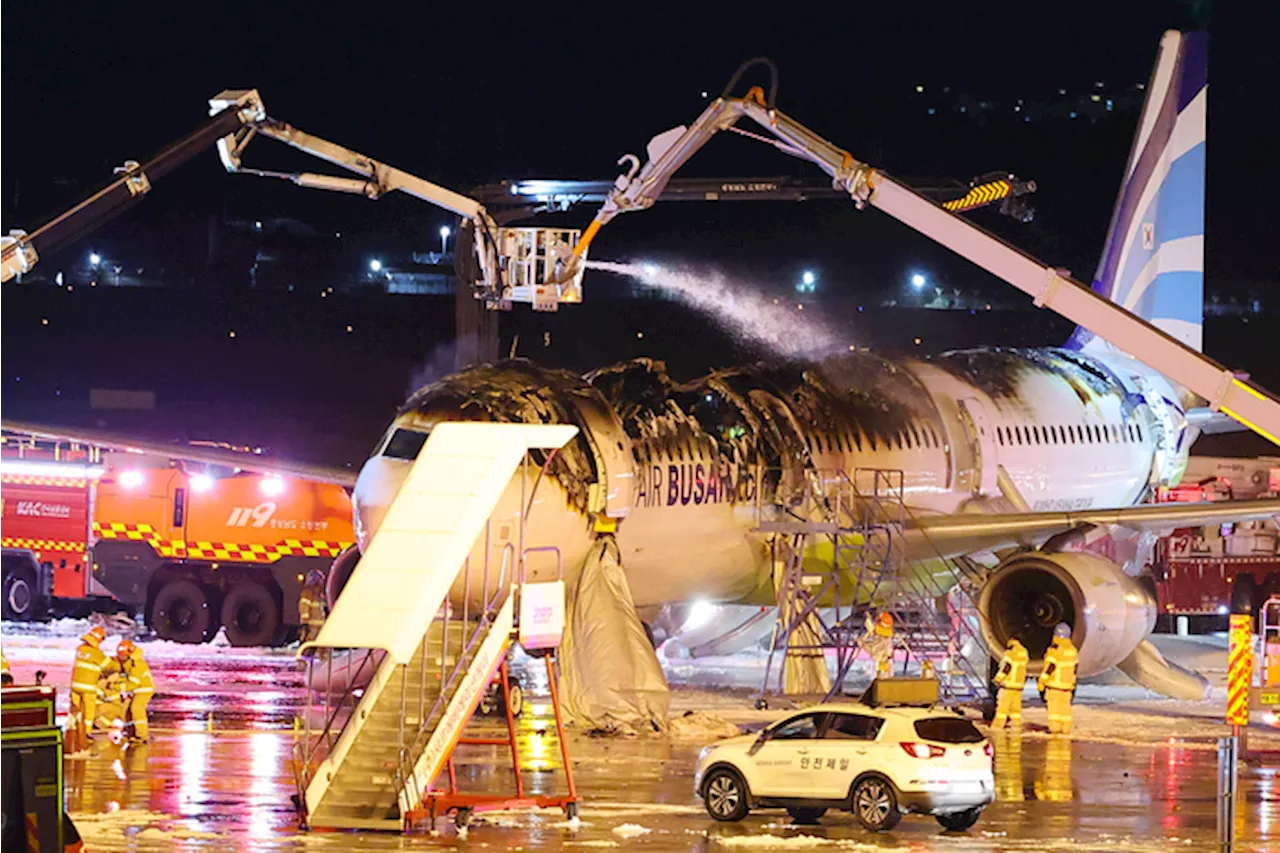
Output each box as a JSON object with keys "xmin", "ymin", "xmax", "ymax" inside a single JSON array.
[
  {"xmin": 563, "ymin": 76, "xmax": 1280, "ymax": 447},
  {"xmin": 208, "ymin": 90, "xmax": 583, "ymax": 308},
  {"xmin": 0, "ymin": 103, "xmax": 258, "ymax": 283}
]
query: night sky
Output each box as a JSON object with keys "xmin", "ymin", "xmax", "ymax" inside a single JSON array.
[
  {"xmin": 6, "ymin": 0, "xmax": 1270, "ymax": 285},
  {"xmin": 3, "ymin": 1, "xmax": 1278, "ymax": 463}
]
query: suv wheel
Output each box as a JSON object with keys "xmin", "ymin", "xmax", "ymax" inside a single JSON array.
[
  {"xmin": 786, "ymin": 807, "xmax": 827, "ymax": 824},
  {"xmin": 703, "ymin": 768, "xmax": 750, "ymax": 822},
  {"xmin": 936, "ymin": 807, "xmax": 983, "ymax": 831},
  {"xmin": 851, "ymin": 777, "xmax": 901, "ymax": 832}
]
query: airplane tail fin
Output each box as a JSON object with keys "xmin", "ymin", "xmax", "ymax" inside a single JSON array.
[{"xmin": 1068, "ymin": 30, "xmax": 1207, "ymax": 354}]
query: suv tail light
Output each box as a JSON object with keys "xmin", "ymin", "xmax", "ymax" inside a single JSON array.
[
  {"xmin": 899, "ymin": 742, "xmax": 946, "ymax": 759},
  {"xmin": 983, "ymin": 741, "xmax": 994, "ymax": 757}
]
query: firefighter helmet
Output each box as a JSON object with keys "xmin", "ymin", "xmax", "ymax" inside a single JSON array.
[
  {"xmin": 875, "ymin": 612, "xmax": 894, "ymax": 637},
  {"xmin": 306, "ymin": 569, "xmax": 326, "ymax": 587},
  {"xmin": 1006, "ymin": 636, "xmax": 1021, "ymax": 649},
  {"xmin": 82, "ymin": 625, "xmax": 106, "ymax": 645},
  {"xmin": 1053, "ymin": 622, "xmax": 1072, "ymax": 640},
  {"xmin": 116, "ymin": 640, "xmax": 136, "ymax": 660}
]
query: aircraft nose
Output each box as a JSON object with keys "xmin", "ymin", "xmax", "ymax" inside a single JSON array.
[{"xmin": 351, "ymin": 455, "xmax": 411, "ymax": 553}]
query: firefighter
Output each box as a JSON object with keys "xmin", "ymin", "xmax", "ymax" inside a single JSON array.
[
  {"xmin": 104, "ymin": 640, "xmax": 155, "ymax": 742},
  {"xmin": 68, "ymin": 626, "xmax": 108, "ymax": 752},
  {"xmin": 858, "ymin": 611, "xmax": 896, "ymax": 677},
  {"xmin": 1038, "ymin": 623, "xmax": 1079, "ymax": 735},
  {"xmin": 992, "ymin": 637, "xmax": 1029, "ymax": 728},
  {"xmin": 298, "ymin": 570, "xmax": 328, "ymax": 644}
]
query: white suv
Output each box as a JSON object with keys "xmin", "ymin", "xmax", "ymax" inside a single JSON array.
[{"xmin": 693, "ymin": 702, "xmax": 994, "ymax": 832}]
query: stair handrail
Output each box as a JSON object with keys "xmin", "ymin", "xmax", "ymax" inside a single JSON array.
[
  {"xmin": 292, "ymin": 645, "xmax": 382, "ymax": 813},
  {"xmin": 392, "ymin": 529, "xmax": 542, "ymax": 813}
]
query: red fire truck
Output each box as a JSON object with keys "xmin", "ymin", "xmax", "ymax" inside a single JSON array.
[
  {"xmin": 1, "ymin": 430, "xmax": 354, "ymax": 645},
  {"xmin": 1146, "ymin": 474, "xmax": 1280, "ymax": 625}
]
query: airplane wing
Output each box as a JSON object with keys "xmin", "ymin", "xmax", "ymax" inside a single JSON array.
[
  {"xmin": 905, "ymin": 498, "xmax": 1280, "ymax": 561},
  {"xmin": 1, "ymin": 420, "xmax": 358, "ymax": 488}
]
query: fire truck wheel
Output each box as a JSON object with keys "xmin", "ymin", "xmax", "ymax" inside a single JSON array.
[
  {"xmin": 152, "ymin": 579, "xmax": 214, "ymax": 644},
  {"xmin": 2, "ymin": 566, "xmax": 37, "ymax": 621},
  {"xmin": 220, "ymin": 582, "xmax": 281, "ymax": 647}
]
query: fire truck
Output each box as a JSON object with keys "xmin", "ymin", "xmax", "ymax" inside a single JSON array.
[
  {"xmin": 1145, "ymin": 464, "xmax": 1280, "ymax": 626},
  {"xmin": 1, "ymin": 430, "xmax": 353, "ymax": 645}
]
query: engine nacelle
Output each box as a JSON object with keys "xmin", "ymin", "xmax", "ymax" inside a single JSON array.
[{"xmin": 979, "ymin": 551, "xmax": 1155, "ymax": 677}]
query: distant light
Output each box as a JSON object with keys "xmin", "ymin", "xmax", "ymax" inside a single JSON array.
[
  {"xmin": 190, "ymin": 473, "xmax": 214, "ymax": 493},
  {"xmin": 1069, "ymin": 111, "xmax": 1078, "ymax": 119},
  {"xmin": 260, "ymin": 476, "xmax": 285, "ymax": 496},
  {"xmin": 369, "ymin": 259, "xmax": 383, "ymax": 273},
  {"xmin": 802, "ymin": 270, "xmax": 816, "ymax": 286},
  {"xmin": 1058, "ymin": 88, "xmax": 1067, "ymax": 95},
  {"xmin": 914, "ymin": 84, "xmax": 924, "ymax": 93},
  {"xmin": 914, "ymin": 337, "xmax": 922, "ymax": 345},
  {"xmin": 927, "ymin": 107, "xmax": 936, "ymax": 116},
  {"xmin": 41, "ymin": 318, "xmax": 49, "ymax": 326},
  {"xmin": 636, "ymin": 331, "xmax": 644, "ymax": 339},
  {"xmin": 1090, "ymin": 94, "xmax": 1101, "ymax": 103},
  {"xmin": 119, "ymin": 470, "xmax": 145, "ymax": 489},
  {"xmin": 1217, "ymin": 605, "xmax": 1229, "ymax": 615},
  {"xmin": 642, "ymin": 263, "xmax": 660, "ymax": 277},
  {"xmin": 700, "ymin": 90, "xmax": 709, "ymax": 98},
  {"xmin": 229, "ymin": 330, "xmax": 237, "ymax": 338},
  {"xmin": 439, "ymin": 226, "xmax": 451, "ymax": 239},
  {"xmin": 910, "ymin": 273, "xmax": 926, "ymax": 289},
  {"xmin": 346, "ymin": 325, "xmax": 354, "ymax": 333},
  {"xmin": 254, "ymin": 220, "xmax": 263, "ymax": 230},
  {"xmin": 89, "ymin": 252, "xmax": 101, "ymax": 266},
  {"xmin": 55, "ymin": 272, "xmax": 64, "ymax": 286}
]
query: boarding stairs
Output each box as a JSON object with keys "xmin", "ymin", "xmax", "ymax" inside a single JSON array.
[
  {"xmin": 755, "ymin": 467, "xmax": 991, "ymax": 707},
  {"xmin": 291, "ymin": 422, "xmax": 578, "ymax": 831}
]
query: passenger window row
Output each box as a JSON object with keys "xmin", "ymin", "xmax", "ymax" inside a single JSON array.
[
  {"xmin": 802, "ymin": 423, "xmax": 943, "ymax": 455},
  {"xmin": 995, "ymin": 422, "xmax": 1144, "ymax": 447}
]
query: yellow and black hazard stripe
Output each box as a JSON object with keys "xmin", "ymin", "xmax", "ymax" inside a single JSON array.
[
  {"xmin": 94, "ymin": 522, "xmax": 349, "ymax": 564},
  {"xmin": 942, "ymin": 179, "xmax": 1012, "ymax": 213},
  {"xmin": 0, "ymin": 537, "xmax": 85, "ymax": 553},
  {"xmin": 1, "ymin": 474, "xmax": 89, "ymax": 488}
]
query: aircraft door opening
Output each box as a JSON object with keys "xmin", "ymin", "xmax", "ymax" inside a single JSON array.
[{"xmin": 957, "ymin": 398, "xmax": 998, "ymax": 496}]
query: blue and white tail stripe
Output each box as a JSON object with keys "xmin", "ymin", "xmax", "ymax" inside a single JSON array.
[{"xmin": 1069, "ymin": 30, "xmax": 1208, "ymax": 354}]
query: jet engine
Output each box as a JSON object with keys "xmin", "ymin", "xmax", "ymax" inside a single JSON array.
[{"xmin": 978, "ymin": 550, "xmax": 1154, "ymax": 677}]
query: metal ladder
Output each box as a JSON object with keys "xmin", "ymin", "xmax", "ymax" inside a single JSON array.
[{"xmin": 755, "ymin": 467, "xmax": 992, "ymax": 707}]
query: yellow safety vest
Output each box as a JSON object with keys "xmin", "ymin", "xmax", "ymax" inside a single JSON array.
[
  {"xmin": 1039, "ymin": 638, "xmax": 1078, "ymax": 691},
  {"xmin": 124, "ymin": 652, "xmax": 155, "ymax": 698},
  {"xmin": 299, "ymin": 584, "xmax": 326, "ymax": 626},
  {"xmin": 71, "ymin": 641, "xmax": 108, "ymax": 694},
  {"xmin": 995, "ymin": 642, "xmax": 1029, "ymax": 689}
]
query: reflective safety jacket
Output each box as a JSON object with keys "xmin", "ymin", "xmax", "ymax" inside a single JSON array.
[
  {"xmin": 123, "ymin": 649, "xmax": 154, "ymax": 698},
  {"xmin": 71, "ymin": 640, "xmax": 108, "ymax": 694},
  {"xmin": 104, "ymin": 649, "xmax": 154, "ymax": 698},
  {"xmin": 299, "ymin": 583, "xmax": 327, "ymax": 627},
  {"xmin": 994, "ymin": 640, "xmax": 1029, "ymax": 690},
  {"xmin": 1038, "ymin": 637, "xmax": 1079, "ymax": 692},
  {"xmin": 1, "ymin": 649, "xmax": 9, "ymax": 677}
]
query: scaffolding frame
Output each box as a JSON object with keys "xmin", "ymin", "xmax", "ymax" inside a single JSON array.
[{"xmin": 755, "ymin": 467, "xmax": 992, "ymax": 707}]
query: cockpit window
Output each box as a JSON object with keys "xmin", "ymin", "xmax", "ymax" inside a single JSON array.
[{"xmin": 382, "ymin": 428, "xmax": 430, "ymax": 460}]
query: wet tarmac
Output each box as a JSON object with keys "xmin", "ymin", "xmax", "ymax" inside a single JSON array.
[{"xmin": 4, "ymin": 625, "xmax": 1279, "ymax": 851}]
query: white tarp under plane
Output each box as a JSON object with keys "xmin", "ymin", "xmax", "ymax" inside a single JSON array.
[{"xmin": 346, "ymin": 30, "xmax": 1280, "ymax": 720}]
